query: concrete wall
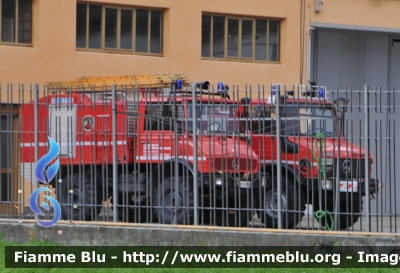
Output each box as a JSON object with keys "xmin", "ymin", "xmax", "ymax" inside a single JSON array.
[{"xmin": 0, "ymin": 221, "xmax": 399, "ymax": 247}]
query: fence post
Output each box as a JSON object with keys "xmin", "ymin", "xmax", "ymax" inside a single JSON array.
[
  {"xmin": 364, "ymin": 85, "xmax": 371, "ymax": 232},
  {"xmin": 34, "ymin": 83, "xmax": 39, "ymax": 190},
  {"xmin": 276, "ymin": 85, "xmax": 282, "ymax": 229},
  {"xmin": 112, "ymin": 84, "xmax": 118, "ymax": 222},
  {"xmin": 191, "ymin": 82, "xmax": 198, "ymax": 225}
]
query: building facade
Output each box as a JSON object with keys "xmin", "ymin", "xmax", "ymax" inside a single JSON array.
[{"xmin": 1, "ymin": 0, "xmax": 400, "ymax": 89}]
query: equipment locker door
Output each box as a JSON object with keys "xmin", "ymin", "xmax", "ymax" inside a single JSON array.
[{"xmin": 48, "ymin": 105, "xmax": 77, "ymax": 158}]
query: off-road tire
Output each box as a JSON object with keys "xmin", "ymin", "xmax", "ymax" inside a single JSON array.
[
  {"xmin": 59, "ymin": 173, "xmax": 103, "ymax": 221},
  {"xmin": 153, "ymin": 176, "xmax": 194, "ymax": 224},
  {"xmin": 254, "ymin": 176, "xmax": 306, "ymax": 229}
]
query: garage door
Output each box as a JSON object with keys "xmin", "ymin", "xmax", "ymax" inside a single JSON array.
[{"xmin": 311, "ymin": 28, "xmax": 400, "ymax": 217}]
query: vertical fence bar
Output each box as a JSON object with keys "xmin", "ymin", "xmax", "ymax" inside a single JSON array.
[
  {"xmin": 192, "ymin": 82, "xmax": 198, "ymax": 225},
  {"xmin": 112, "ymin": 84, "xmax": 118, "ymax": 222},
  {"xmin": 276, "ymin": 85, "xmax": 282, "ymax": 229},
  {"xmin": 364, "ymin": 85, "xmax": 371, "ymax": 232},
  {"xmin": 334, "ymin": 140, "xmax": 340, "ymax": 231}
]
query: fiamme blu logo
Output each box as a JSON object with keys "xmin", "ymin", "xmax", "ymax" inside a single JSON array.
[{"xmin": 29, "ymin": 137, "xmax": 62, "ymax": 228}]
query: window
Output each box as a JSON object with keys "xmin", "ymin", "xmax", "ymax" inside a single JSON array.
[
  {"xmin": 188, "ymin": 104, "xmax": 240, "ymax": 134},
  {"xmin": 145, "ymin": 103, "xmax": 184, "ymax": 132},
  {"xmin": 76, "ymin": 3, "xmax": 163, "ymax": 54},
  {"xmin": 0, "ymin": 0, "xmax": 32, "ymax": 44},
  {"xmin": 202, "ymin": 14, "xmax": 280, "ymax": 62},
  {"xmin": 0, "ymin": 109, "xmax": 19, "ymax": 216}
]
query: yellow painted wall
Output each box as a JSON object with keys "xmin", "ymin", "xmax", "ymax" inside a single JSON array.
[
  {"xmin": 1, "ymin": 0, "xmax": 400, "ymax": 95},
  {"xmin": 311, "ymin": 0, "xmax": 400, "ymax": 29},
  {"xmin": 0, "ymin": 0, "xmax": 301, "ymax": 96}
]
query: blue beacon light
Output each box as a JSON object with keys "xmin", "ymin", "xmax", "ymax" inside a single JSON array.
[
  {"xmin": 271, "ymin": 85, "xmax": 277, "ymax": 95},
  {"xmin": 218, "ymin": 82, "xmax": 224, "ymax": 91},
  {"xmin": 319, "ymin": 87, "xmax": 325, "ymax": 98},
  {"xmin": 176, "ymin": 79, "xmax": 182, "ymax": 89}
]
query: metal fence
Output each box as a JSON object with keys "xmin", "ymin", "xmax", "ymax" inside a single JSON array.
[{"xmin": 0, "ymin": 82, "xmax": 399, "ymax": 233}]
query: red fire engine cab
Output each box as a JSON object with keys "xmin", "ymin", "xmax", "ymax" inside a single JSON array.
[
  {"xmin": 20, "ymin": 74, "xmax": 262, "ymax": 227},
  {"xmin": 240, "ymin": 85, "xmax": 380, "ymax": 230}
]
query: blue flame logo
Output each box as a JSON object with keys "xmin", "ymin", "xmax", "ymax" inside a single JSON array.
[
  {"xmin": 35, "ymin": 137, "xmax": 60, "ymax": 184},
  {"xmin": 29, "ymin": 137, "xmax": 62, "ymax": 228}
]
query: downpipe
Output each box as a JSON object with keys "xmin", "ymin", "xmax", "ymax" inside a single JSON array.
[{"xmin": 306, "ymin": 27, "xmax": 315, "ymax": 88}]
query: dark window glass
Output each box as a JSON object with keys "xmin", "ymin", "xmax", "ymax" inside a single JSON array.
[
  {"xmin": 75, "ymin": 4, "xmax": 162, "ymax": 54},
  {"xmin": 88, "ymin": 5, "xmax": 102, "ymax": 49},
  {"xmin": 120, "ymin": 9, "xmax": 132, "ymax": 50},
  {"xmin": 0, "ymin": 116, "xmax": 12, "ymax": 169},
  {"xmin": 150, "ymin": 10, "xmax": 161, "ymax": 53},
  {"xmin": 135, "ymin": 9, "xmax": 148, "ymax": 52},
  {"xmin": 201, "ymin": 15, "xmax": 211, "ymax": 57},
  {"xmin": 1, "ymin": 173, "xmax": 11, "ymax": 201},
  {"xmin": 18, "ymin": 0, "xmax": 31, "ymax": 43},
  {"xmin": 1, "ymin": 0, "xmax": 16, "ymax": 42},
  {"xmin": 255, "ymin": 19, "xmax": 267, "ymax": 61},
  {"xmin": 227, "ymin": 19, "xmax": 238, "ymax": 57},
  {"xmin": 241, "ymin": 20, "xmax": 252, "ymax": 58},
  {"xmin": 145, "ymin": 104, "xmax": 174, "ymax": 131},
  {"xmin": 212, "ymin": 16, "xmax": 224, "ymax": 58},
  {"xmin": 268, "ymin": 20, "xmax": 279, "ymax": 61},
  {"xmin": 76, "ymin": 4, "xmax": 87, "ymax": 48},
  {"xmin": 105, "ymin": 8, "xmax": 117, "ymax": 48}
]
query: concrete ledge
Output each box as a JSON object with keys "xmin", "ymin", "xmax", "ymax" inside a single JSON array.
[{"xmin": 0, "ymin": 220, "xmax": 399, "ymax": 247}]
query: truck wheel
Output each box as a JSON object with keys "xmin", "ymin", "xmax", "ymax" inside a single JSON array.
[
  {"xmin": 110, "ymin": 195, "xmax": 149, "ymax": 223},
  {"xmin": 59, "ymin": 173, "xmax": 103, "ymax": 221},
  {"xmin": 314, "ymin": 193, "xmax": 363, "ymax": 230},
  {"xmin": 153, "ymin": 176, "xmax": 194, "ymax": 224},
  {"xmin": 254, "ymin": 176, "xmax": 306, "ymax": 229}
]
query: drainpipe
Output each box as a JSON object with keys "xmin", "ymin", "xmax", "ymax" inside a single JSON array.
[{"xmin": 307, "ymin": 27, "xmax": 315, "ymax": 89}]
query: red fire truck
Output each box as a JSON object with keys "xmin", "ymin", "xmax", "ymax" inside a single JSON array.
[
  {"xmin": 240, "ymin": 85, "xmax": 380, "ymax": 230},
  {"xmin": 20, "ymin": 74, "xmax": 262, "ymax": 227}
]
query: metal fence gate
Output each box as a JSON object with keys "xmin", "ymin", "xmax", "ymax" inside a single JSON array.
[{"xmin": 0, "ymin": 82, "xmax": 398, "ymax": 233}]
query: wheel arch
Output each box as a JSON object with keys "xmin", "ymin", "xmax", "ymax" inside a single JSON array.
[
  {"xmin": 151, "ymin": 159, "xmax": 196, "ymax": 192},
  {"xmin": 261, "ymin": 162, "xmax": 306, "ymax": 186}
]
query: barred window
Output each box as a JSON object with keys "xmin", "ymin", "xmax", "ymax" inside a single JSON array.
[
  {"xmin": 145, "ymin": 103, "xmax": 184, "ymax": 132},
  {"xmin": 202, "ymin": 14, "xmax": 280, "ymax": 62},
  {"xmin": 0, "ymin": 0, "xmax": 32, "ymax": 44},
  {"xmin": 76, "ymin": 3, "xmax": 163, "ymax": 54}
]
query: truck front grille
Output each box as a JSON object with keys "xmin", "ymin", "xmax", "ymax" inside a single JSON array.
[{"xmin": 325, "ymin": 158, "xmax": 367, "ymax": 180}]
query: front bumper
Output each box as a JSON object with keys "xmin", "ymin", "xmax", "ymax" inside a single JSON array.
[
  {"xmin": 200, "ymin": 173, "xmax": 268, "ymax": 197},
  {"xmin": 311, "ymin": 177, "xmax": 381, "ymax": 195}
]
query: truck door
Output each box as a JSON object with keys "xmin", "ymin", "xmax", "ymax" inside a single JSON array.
[
  {"xmin": 248, "ymin": 105, "xmax": 277, "ymax": 163},
  {"xmin": 138, "ymin": 103, "xmax": 179, "ymax": 162}
]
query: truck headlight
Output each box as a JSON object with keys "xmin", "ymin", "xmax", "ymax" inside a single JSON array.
[
  {"xmin": 261, "ymin": 177, "xmax": 267, "ymax": 187},
  {"xmin": 215, "ymin": 177, "xmax": 223, "ymax": 186},
  {"xmin": 321, "ymin": 180, "xmax": 333, "ymax": 190}
]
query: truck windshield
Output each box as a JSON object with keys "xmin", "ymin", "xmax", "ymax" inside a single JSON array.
[
  {"xmin": 188, "ymin": 104, "xmax": 240, "ymax": 134},
  {"xmin": 246, "ymin": 104, "xmax": 338, "ymax": 137}
]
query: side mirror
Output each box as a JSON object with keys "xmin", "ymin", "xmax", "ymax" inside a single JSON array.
[
  {"xmin": 334, "ymin": 96, "xmax": 350, "ymax": 107},
  {"xmin": 196, "ymin": 81, "xmax": 210, "ymax": 90}
]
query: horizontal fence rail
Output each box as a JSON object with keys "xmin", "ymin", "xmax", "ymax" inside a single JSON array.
[{"xmin": 0, "ymin": 83, "xmax": 399, "ymax": 233}]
